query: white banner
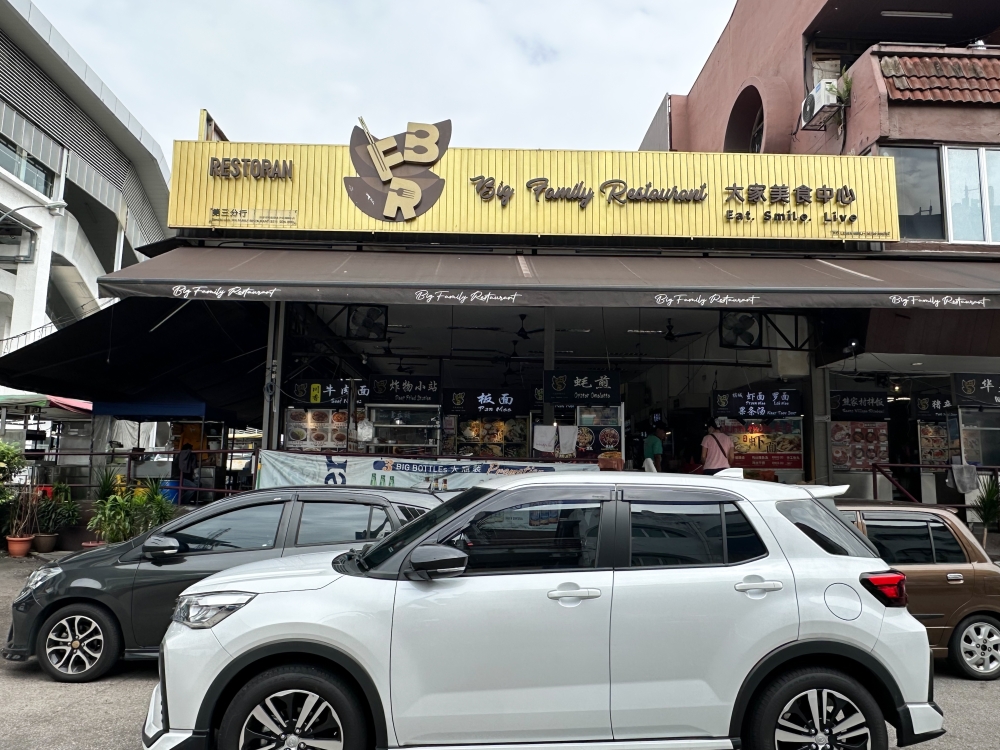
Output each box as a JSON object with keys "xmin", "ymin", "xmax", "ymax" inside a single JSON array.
[{"xmin": 257, "ymin": 450, "xmax": 599, "ymax": 490}]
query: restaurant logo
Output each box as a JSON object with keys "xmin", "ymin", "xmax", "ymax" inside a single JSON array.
[
  {"xmin": 451, "ymin": 392, "xmax": 466, "ymax": 407},
  {"xmin": 551, "ymin": 374, "xmax": 567, "ymax": 392},
  {"xmin": 716, "ymin": 393, "xmax": 729, "ymax": 408},
  {"xmin": 961, "ymin": 379, "xmax": 977, "ymax": 396},
  {"xmin": 345, "ymin": 118, "xmax": 452, "ymax": 222}
]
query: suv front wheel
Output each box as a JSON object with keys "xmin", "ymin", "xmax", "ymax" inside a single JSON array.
[
  {"xmin": 219, "ymin": 665, "xmax": 368, "ymax": 750},
  {"xmin": 746, "ymin": 668, "xmax": 888, "ymax": 750}
]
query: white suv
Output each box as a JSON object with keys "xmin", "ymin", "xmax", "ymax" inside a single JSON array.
[{"xmin": 143, "ymin": 473, "xmax": 945, "ymax": 750}]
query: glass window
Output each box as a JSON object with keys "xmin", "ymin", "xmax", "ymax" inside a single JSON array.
[
  {"xmin": 445, "ymin": 497, "xmax": 602, "ymax": 573},
  {"xmin": 0, "ymin": 135, "xmax": 17, "ymax": 177},
  {"xmin": 881, "ymin": 146, "xmax": 944, "ymax": 240},
  {"xmin": 171, "ymin": 503, "xmax": 283, "ymax": 553},
  {"xmin": 838, "ymin": 510, "xmax": 860, "ymax": 527},
  {"xmin": 864, "ymin": 520, "xmax": 933, "ymax": 564},
  {"xmin": 930, "ymin": 521, "xmax": 966, "ymax": 563},
  {"xmin": 724, "ymin": 503, "xmax": 768, "ymax": 563},
  {"xmin": 986, "ymin": 150, "xmax": 1000, "ymax": 243},
  {"xmin": 948, "ymin": 148, "xmax": 986, "ymax": 241},
  {"xmin": 776, "ymin": 499, "xmax": 876, "ymax": 557},
  {"xmin": 630, "ymin": 504, "xmax": 724, "ymax": 567},
  {"xmin": 297, "ymin": 503, "xmax": 373, "ymax": 546},
  {"xmin": 370, "ymin": 507, "xmax": 390, "ymax": 539},
  {"xmin": 22, "ymin": 156, "xmax": 53, "ymax": 197},
  {"xmin": 395, "ymin": 505, "xmax": 427, "ymax": 523}
]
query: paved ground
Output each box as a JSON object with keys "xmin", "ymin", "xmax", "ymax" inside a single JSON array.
[{"xmin": 1, "ymin": 552, "xmax": 998, "ymax": 750}]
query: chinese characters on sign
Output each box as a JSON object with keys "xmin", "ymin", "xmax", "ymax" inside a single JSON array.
[
  {"xmin": 368, "ymin": 376, "xmax": 441, "ymax": 404},
  {"xmin": 830, "ymin": 391, "xmax": 888, "ymax": 420},
  {"xmin": 543, "ymin": 371, "xmax": 620, "ymax": 405},
  {"xmin": 915, "ymin": 392, "xmax": 954, "ymax": 421},
  {"xmin": 953, "ymin": 373, "xmax": 1000, "ymax": 407},
  {"xmin": 713, "ymin": 389, "xmax": 802, "ymax": 419},
  {"xmin": 724, "ymin": 182, "xmax": 859, "ymax": 225},
  {"xmin": 287, "ymin": 379, "xmax": 352, "ymax": 407},
  {"xmin": 209, "ymin": 208, "xmax": 298, "ymax": 228},
  {"xmin": 718, "ymin": 419, "xmax": 803, "ymax": 470},
  {"xmin": 445, "ymin": 389, "xmax": 526, "ymax": 416}
]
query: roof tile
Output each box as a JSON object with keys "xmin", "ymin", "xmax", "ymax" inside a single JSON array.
[{"xmin": 881, "ymin": 55, "xmax": 1000, "ymax": 104}]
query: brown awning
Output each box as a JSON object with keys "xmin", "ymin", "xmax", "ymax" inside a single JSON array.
[{"xmin": 99, "ymin": 246, "xmax": 1000, "ymax": 309}]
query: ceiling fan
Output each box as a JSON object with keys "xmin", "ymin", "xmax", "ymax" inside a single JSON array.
[
  {"xmin": 516, "ymin": 314, "xmax": 544, "ymax": 340},
  {"xmin": 663, "ymin": 318, "xmax": 701, "ymax": 343},
  {"xmin": 447, "ymin": 324, "xmax": 502, "ymax": 332}
]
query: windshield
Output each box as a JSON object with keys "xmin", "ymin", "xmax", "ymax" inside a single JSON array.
[{"xmin": 361, "ymin": 486, "xmax": 491, "ymax": 568}]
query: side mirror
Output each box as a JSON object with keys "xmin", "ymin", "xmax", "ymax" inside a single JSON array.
[
  {"xmin": 406, "ymin": 544, "xmax": 468, "ymax": 581},
  {"xmin": 142, "ymin": 535, "xmax": 181, "ymax": 559}
]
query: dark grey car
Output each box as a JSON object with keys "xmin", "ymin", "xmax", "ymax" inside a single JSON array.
[{"xmin": 3, "ymin": 486, "xmax": 439, "ymax": 682}]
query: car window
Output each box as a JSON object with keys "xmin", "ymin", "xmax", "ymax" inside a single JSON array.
[
  {"xmin": 395, "ymin": 505, "xmax": 427, "ymax": 523},
  {"xmin": 776, "ymin": 499, "xmax": 876, "ymax": 557},
  {"xmin": 370, "ymin": 507, "xmax": 390, "ymax": 539},
  {"xmin": 296, "ymin": 503, "xmax": 381, "ymax": 546},
  {"xmin": 838, "ymin": 510, "xmax": 860, "ymax": 527},
  {"xmin": 930, "ymin": 521, "xmax": 967, "ymax": 563},
  {"xmin": 171, "ymin": 503, "xmax": 283, "ymax": 553},
  {"xmin": 628, "ymin": 502, "xmax": 767, "ymax": 567},
  {"xmin": 444, "ymin": 496, "xmax": 603, "ymax": 573},
  {"xmin": 863, "ymin": 520, "xmax": 933, "ymax": 564}
]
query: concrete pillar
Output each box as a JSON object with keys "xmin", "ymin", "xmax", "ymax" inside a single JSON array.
[
  {"xmin": 810, "ymin": 353, "xmax": 831, "ymax": 485},
  {"xmin": 10, "ymin": 224, "xmax": 53, "ymax": 336},
  {"xmin": 543, "ymin": 307, "xmax": 556, "ymax": 424},
  {"xmin": 113, "ymin": 223, "xmax": 125, "ymax": 271}
]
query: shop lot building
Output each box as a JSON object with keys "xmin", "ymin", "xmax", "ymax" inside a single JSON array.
[{"xmin": 3, "ymin": 0, "xmax": 1000, "ymax": 507}]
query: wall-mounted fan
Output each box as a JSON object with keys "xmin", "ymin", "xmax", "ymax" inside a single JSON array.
[
  {"xmin": 718, "ymin": 311, "xmax": 763, "ymax": 349},
  {"xmin": 346, "ymin": 305, "xmax": 388, "ymax": 340}
]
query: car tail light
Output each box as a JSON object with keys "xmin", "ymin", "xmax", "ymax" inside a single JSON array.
[{"xmin": 860, "ymin": 570, "xmax": 907, "ymax": 607}]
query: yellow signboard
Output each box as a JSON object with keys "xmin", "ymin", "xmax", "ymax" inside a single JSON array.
[{"xmin": 168, "ymin": 121, "xmax": 899, "ymax": 241}]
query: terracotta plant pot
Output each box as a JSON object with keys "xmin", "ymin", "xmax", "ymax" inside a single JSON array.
[
  {"xmin": 32, "ymin": 534, "xmax": 58, "ymax": 553},
  {"xmin": 6, "ymin": 536, "xmax": 35, "ymax": 558}
]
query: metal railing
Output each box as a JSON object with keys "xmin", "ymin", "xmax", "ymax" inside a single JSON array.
[{"xmin": 870, "ymin": 461, "xmax": 996, "ymax": 510}]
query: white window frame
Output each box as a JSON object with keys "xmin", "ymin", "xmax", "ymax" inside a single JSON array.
[{"xmin": 942, "ymin": 146, "xmax": 997, "ymax": 245}]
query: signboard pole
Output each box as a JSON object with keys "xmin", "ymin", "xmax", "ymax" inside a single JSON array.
[{"xmin": 543, "ymin": 308, "xmax": 555, "ymax": 424}]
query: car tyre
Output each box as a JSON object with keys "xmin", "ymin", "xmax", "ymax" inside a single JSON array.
[
  {"xmin": 219, "ymin": 664, "xmax": 368, "ymax": 750},
  {"xmin": 745, "ymin": 667, "xmax": 888, "ymax": 750},
  {"xmin": 35, "ymin": 603, "xmax": 121, "ymax": 683},
  {"xmin": 948, "ymin": 614, "xmax": 1000, "ymax": 680}
]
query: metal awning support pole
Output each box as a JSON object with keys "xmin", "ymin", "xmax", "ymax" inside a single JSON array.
[
  {"xmin": 543, "ymin": 308, "xmax": 556, "ymax": 426},
  {"xmin": 261, "ymin": 302, "xmax": 278, "ymax": 450}
]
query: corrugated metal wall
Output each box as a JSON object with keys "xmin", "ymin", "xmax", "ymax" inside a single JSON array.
[{"xmin": 0, "ymin": 29, "xmax": 164, "ymax": 246}]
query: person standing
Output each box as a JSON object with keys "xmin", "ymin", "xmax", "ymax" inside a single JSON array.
[
  {"xmin": 643, "ymin": 421, "xmax": 669, "ymax": 472},
  {"xmin": 701, "ymin": 420, "xmax": 734, "ymax": 475}
]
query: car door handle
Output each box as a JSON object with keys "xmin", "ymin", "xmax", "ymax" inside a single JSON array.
[
  {"xmin": 735, "ymin": 580, "xmax": 783, "ymax": 592},
  {"xmin": 947, "ymin": 573, "xmax": 964, "ymax": 584},
  {"xmin": 547, "ymin": 588, "xmax": 602, "ymax": 600}
]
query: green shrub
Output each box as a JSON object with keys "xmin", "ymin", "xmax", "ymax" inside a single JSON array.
[{"xmin": 973, "ymin": 474, "xmax": 1000, "ymax": 547}]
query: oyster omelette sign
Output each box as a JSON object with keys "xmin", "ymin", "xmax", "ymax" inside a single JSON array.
[{"xmin": 345, "ymin": 118, "xmax": 452, "ymax": 221}]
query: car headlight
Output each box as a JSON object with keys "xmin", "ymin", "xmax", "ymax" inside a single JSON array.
[
  {"xmin": 171, "ymin": 591, "xmax": 256, "ymax": 629},
  {"xmin": 19, "ymin": 566, "xmax": 61, "ymax": 597}
]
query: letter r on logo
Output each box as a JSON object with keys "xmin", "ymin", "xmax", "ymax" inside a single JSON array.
[{"xmin": 384, "ymin": 177, "xmax": 422, "ymax": 220}]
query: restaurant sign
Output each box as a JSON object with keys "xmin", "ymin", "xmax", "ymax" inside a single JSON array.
[
  {"xmin": 445, "ymin": 388, "xmax": 527, "ymax": 416},
  {"xmin": 830, "ymin": 391, "xmax": 888, "ymax": 420},
  {"xmin": 287, "ymin": 379, "xmax": 352, "ymax": 407},
  {"xmin": 367, "ymin": 375, "xmax": 441, "ymax": 404},
  {"xmin": 172, "ymin": 123, "xmax": 898, "ymax": 240},
  {"xmin": 543, "ymin": 371, "xmax": 620, "ymax": 405},
  {"xmin": 952, "ymin": 373, "xmax": 1000, "ymax": 407},
  {"xmin": 914, "ymin": 392, "xmax": 954, "ymax": 420},
  {"xmin": 713, "ymin": 388, "xmax": 801, "ymax": 419}
]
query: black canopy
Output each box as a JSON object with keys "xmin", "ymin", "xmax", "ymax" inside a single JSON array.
[{"xmin": 0, "ymin": 298, "xmax": 270, "ymax": 425}]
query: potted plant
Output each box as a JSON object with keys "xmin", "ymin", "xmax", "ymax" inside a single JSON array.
[
  {"xmin": 973, "ymin": 474, "xmax": 1000, "ymax": 547},
  {"xmin": 86, "ymin": 491, "xmax": 134, "ymax": 545},
  {"xmin": 34, "ymin": 483, "xmax": 79, "ymax": 553},
  {"xmin": 5, "ymin": 488, "xmax": 37, "ymax": 557}
]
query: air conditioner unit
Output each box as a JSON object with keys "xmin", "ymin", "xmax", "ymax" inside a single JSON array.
[{"xmin": 800, "ymin": 79, "xmax": 840, "ymax": 131}]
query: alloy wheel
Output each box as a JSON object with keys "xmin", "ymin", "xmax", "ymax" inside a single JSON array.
[
  {"xmin": 239, "ymin": 689, "xmax": 343, "ymax": 750},
  {"xmin": 44, "ymin": 615, "xmax": 104, "ymax": 675},
  {"xmin": 959, "ymin": 621, "xmax": 1000, "ymax": 675},
  {"xmin": 774, "ymin": 688, "xmax": 871, "ymax": 750}
]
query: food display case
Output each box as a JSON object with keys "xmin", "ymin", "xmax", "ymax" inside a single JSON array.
[
  {"xmin": 453, "ymin": 417, "xmax": 529, "ymax": 457},
  {"xmin": 831, "ymin": 421, "xmax": 888, "ymax": 472},
  {"xmin": 285, "ymin": 407, "xmax": 350, "ymax": 451},
  {"xmin": 957, "ymin": 407, "xmax": 1000, "ymax": 466},
  {"xmin": 366, "ymin": 405, "xmax": 441, "ymax": 455},
  {"xmin": 574, "ymin": 405, "xmax": 623, "ymax": 460}
]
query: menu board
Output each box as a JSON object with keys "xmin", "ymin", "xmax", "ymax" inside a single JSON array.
[
  {"xmin": 285, "ymin": 407, "xmax": 349, "ymax": 451},
  {"xmin": 719, "ymin": 419, "xmax": 803, "ymax": 470},
  {"xmin": 917, "ymin": 422, "xmax": 949, "ymax": 469},
  {"xmin": 831, "ymin": 421, "xmax": 888, "ymax": 471},
  {"xmin": 287, "ymin": 379, "xmax": 352, "ymax": 406},
  {"xmin": 575, "ymin": 425, "xmax": 623, "ymax": 460},
  {"xmin": 953, "ymin": 373, "xmax": 1000, "ymax": 407},
  {"xmin": 455, "ymin": 418, "xmax": 529, "ymax": 458}
]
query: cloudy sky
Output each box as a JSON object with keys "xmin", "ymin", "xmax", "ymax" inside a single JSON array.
[{"xmin": 34, "ymin": 0, "xmax": 735, "ymax": 162}]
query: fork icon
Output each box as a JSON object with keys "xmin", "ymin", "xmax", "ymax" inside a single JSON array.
[{"xmin": 388, "ymin": 186, "xmax": 415, "ymax": 199}]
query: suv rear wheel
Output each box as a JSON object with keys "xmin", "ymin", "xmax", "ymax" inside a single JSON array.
[
  {"xmin": 746, "ymin": 668, "xmax": 887, "ymax": 750},
  {"xmin": 219, "ymin": 665, "xmax": 368, "ymax": 750},
  {"xmin": 35, "ymin": 603, "xmax": 121, "ymax": 683},
  {"xmin": 949, "ymin": 614, "xmax": 1000, "ymax": 680}
]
